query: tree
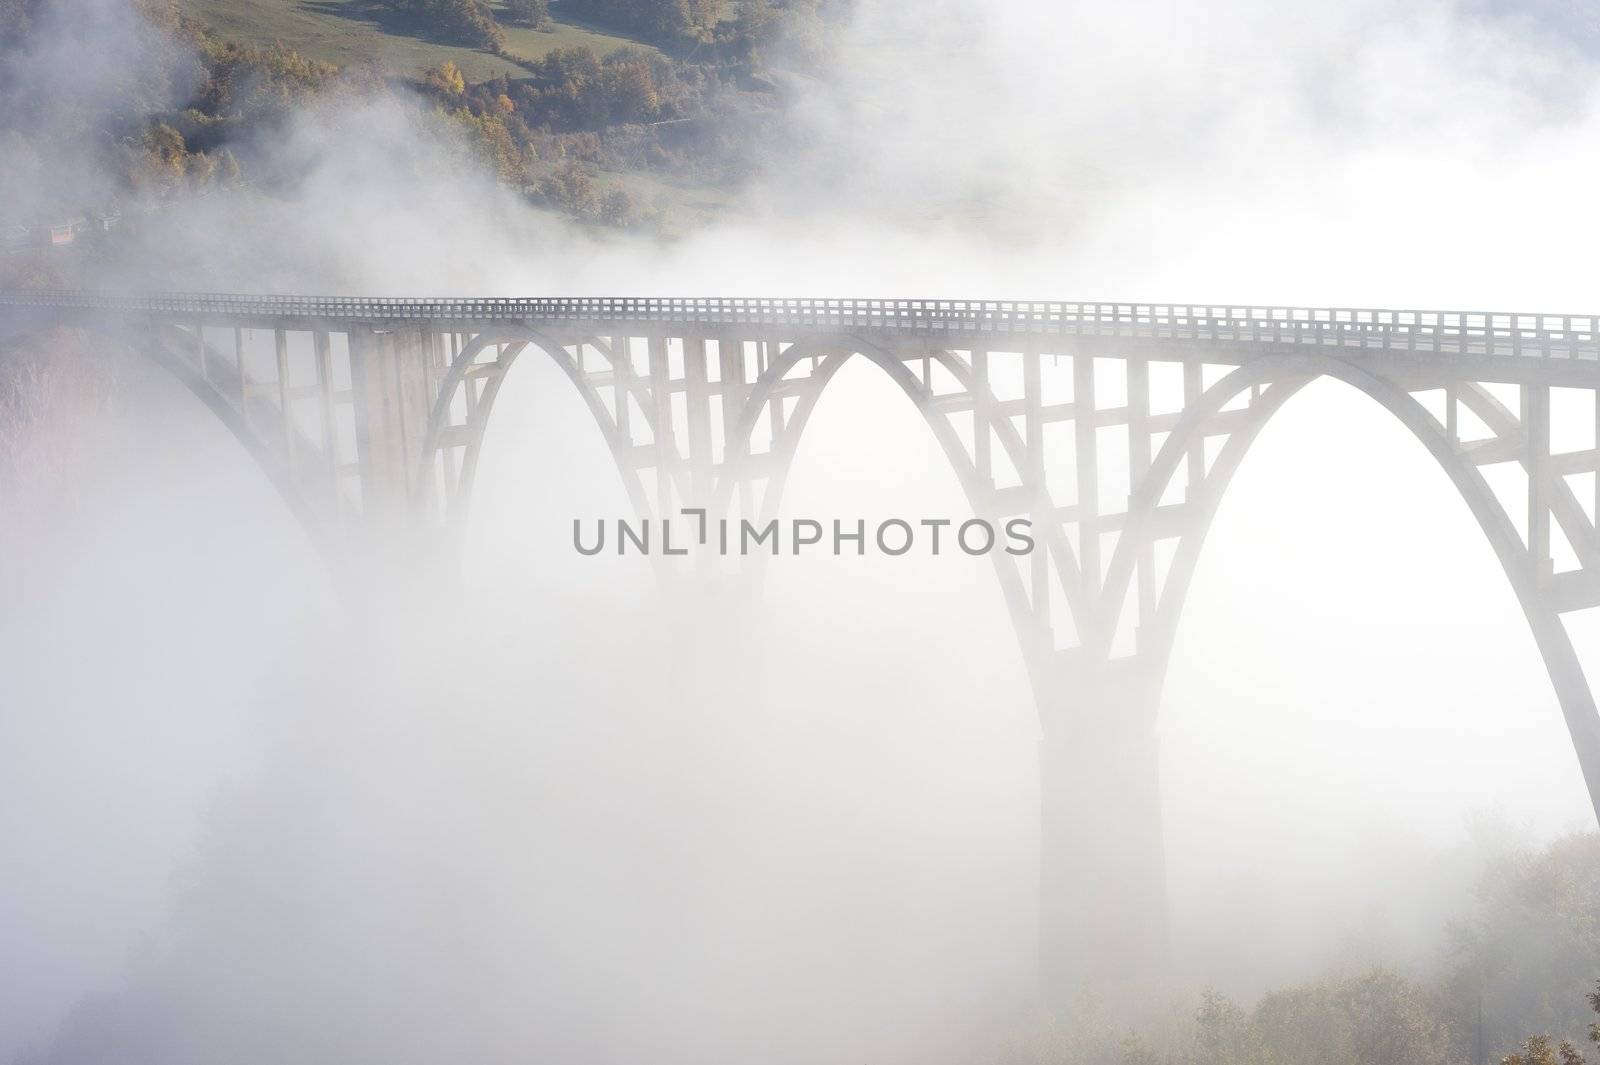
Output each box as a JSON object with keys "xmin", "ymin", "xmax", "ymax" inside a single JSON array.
[
  {"xmin": 725, "ymin": 0, "xmax": 835, "ymax": 72},
  {"xmin": 1502, "ymin": 1035, "xmax": 1587, "ymax": 1065},
  {"xmin": 726, "ymin": 0, "xmax": 778, "ymax": 64},
  {"xmin": 129, "ymin": 123, "xmax": 190, "ymax": 192},
  {"xmin": 515, "ymin": 45, "xmax": 667, "ymax": 131},
  {"xmin": 382, "ymin": 0, "xmax": 505, "ymax": 52},
  {"xmin": 1502, "ymin": 984, "xmax": 1600, "ymax": 1065},
  {"xmin": 438, "ymin": 107, "xmax": 528, "ymax": 184},
  {"xmin": 425, "ymin": 60, "xmax": 466, "ymax": 95},
  {"xmin": 1251, "ymin": 969, "xmax": 1458, "ymax": 1065},
  {"xmin": 598, "ymin": 185, "xmax": 635, "ymax": 226},
  {"xmin": 1443, "ymin": 836, "xmax": 1600, "ymax": 1056},
  {"xmin": 505, "ymin": 0, "xmax": 550, "ymax": 27},
  {"xmin": 200, "ymin": 41, "xmax": 343, "ymax": 117},
  {"xmin": 1191, "ymin": 989, "xmax": 1263, "ymax": 1065},
  {"xmin": 601, "ymin": 47, "xmax": 661, "ymax": 121},
  {"xmin": 539, "ymin": 160, "xmax": 600, "ymax": 217},
  {"xmin": 184, "ymin": 150, "xmax": 218, "ymax": 187},
  {"xmin": 563, "ymin": 0, "xmax": 723, "ymax": 46},
  {"xmin": 536, "ymin": 46, "xmax": 607, "ymax": 128}
]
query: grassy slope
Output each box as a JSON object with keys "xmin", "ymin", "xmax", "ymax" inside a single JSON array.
[{"xmin": 181, "ymin": 0, "xmax": 654, "ymax": 79}]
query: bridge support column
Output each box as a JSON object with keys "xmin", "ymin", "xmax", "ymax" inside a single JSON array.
[
  {"xmin": 348, "ymin": 324, "xmax": 435, "ymax": 532},
  {"xmin": 1037, "ymin": 655, "xmax": 1168, "ymax": 999}
]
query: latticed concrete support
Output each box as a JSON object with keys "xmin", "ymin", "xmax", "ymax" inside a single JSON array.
[{"xmin": 6, "ymin": 293, "xmax": 1600, "ymax": 995}]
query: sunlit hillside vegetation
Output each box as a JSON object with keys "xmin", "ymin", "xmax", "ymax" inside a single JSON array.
[
  {"xmin": 0, "ymin": 0, "xmax": 848, "ymax": 279},
  {"xmin": 999, "ymin": 833, "xmax": 1600, "ymax": 1065}
]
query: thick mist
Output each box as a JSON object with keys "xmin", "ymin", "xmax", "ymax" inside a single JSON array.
[{"xmin": 5, "ymin": 0, "xmax": 1600, "ymax": 1062}]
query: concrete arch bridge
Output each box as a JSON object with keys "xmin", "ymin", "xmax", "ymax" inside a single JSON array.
[{"xmin": 6, "ymin": 291, "xmax": 1600, "ymax": 990}]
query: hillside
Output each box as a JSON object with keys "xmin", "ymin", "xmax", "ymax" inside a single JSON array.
[
  {"xmin": 180, "ymin": 0, "xmax": 657, "ymax": 79},
  {"xmin": 0, "ymin": 0, "xmax": 834, "ymax": 266}
]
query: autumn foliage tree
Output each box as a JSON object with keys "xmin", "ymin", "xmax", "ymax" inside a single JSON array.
[
  {"xmin": 425, "ymin": 59, "xmax": 466, "ymax": 95},
  {"xmin": 510, "ymin": 45, "xmax": 665, "ymax": 130},
  {"xmin": 505, "ymin": 0, "xmax": 550, "ymax": 28},
  {"xmin": 382, "ymin": 0, "xmax": 505, "ymax": 51},
  {"xmin": 563, "ymin": 0, "xmax": 723, "ymax": 46}
]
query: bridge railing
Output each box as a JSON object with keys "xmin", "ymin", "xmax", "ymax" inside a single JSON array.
[{"xmin": 3, "ymin": 291, "xmax": 1598, "ymax": 359}]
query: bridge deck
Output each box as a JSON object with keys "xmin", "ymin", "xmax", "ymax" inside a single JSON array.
[{"xmin": 5, "ymin": 290, "xmax": 1600, "ymax": 363}]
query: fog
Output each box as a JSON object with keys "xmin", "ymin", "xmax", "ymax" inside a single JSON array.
[{"xmin": 4, "ymin": 0, "xmax": 1600, "ymax": 1061}]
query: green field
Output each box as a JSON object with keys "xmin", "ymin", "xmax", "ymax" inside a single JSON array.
[{"xmin": 181, "ymin": 0, "xmax": 655, "ymax": 79}]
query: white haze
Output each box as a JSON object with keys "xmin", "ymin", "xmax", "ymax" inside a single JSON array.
[{"xmin": 4, "ymin": 0, "xmax": 1600, "ymax": 1060}]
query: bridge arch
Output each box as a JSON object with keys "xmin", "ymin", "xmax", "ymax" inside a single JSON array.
[
  {"xmin": 708, "ymin": 333, "xmax": 1087, "ymax": 702},
  {"xmin": 0, "ymin": 319, "xmax": 341, "ymax": 563},
  {"xmin": 418, "ymin": 328, "xmax": 661, "ymax": 533},
  {"xmin": 1100, "ymin": 353, "xmax": 1600, "ymax": 818},
  {"xmin": 414, "ymin": 326, "xmax": 762, "ymax": 593},
  {"xmin": 689, "ymin": 339, "xmax": 1600, "ymax": 823}
]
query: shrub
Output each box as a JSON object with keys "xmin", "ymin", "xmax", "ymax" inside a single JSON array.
[{"xmin": 505, "ymin": 0, "xmax": 550, "ymax": 27}]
